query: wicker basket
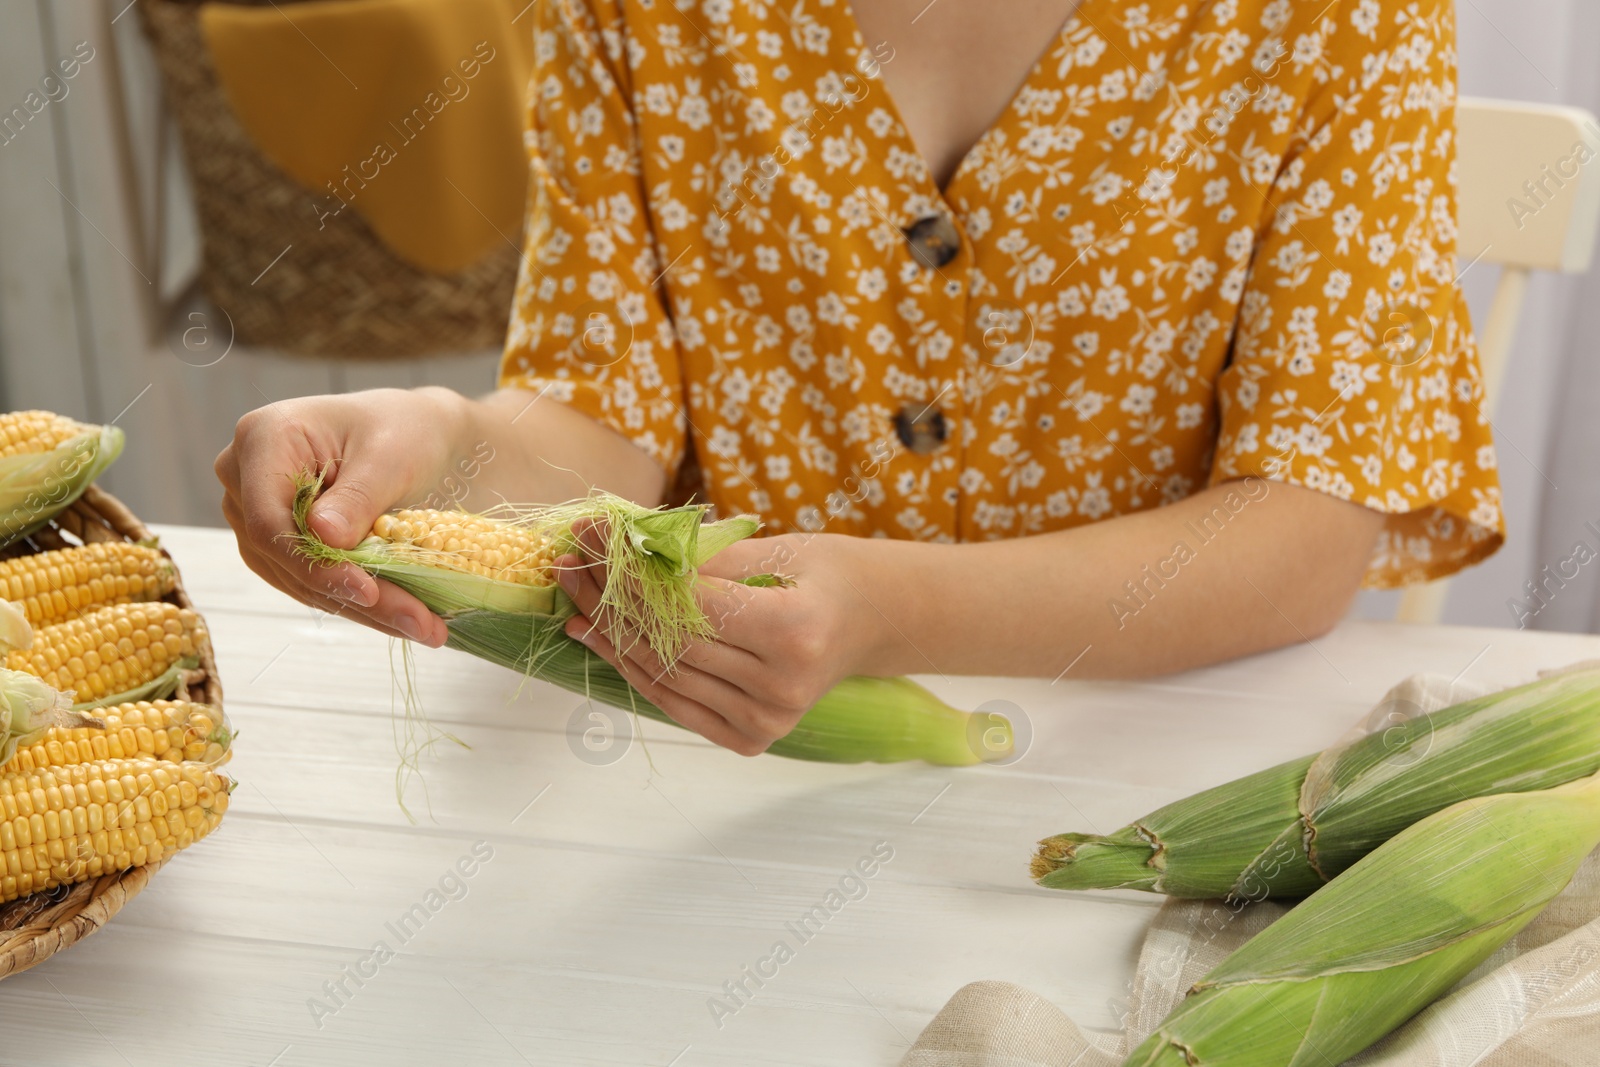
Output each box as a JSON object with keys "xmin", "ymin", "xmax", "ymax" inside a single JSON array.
[
  {"xmin": 0, "ymin": 485, "xmax": 222, "ymax": 979},
  {"xmin": 138, "ymin": 0, "xmax": 520, "ymax": 360}
]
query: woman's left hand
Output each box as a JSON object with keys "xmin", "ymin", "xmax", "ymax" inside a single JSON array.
[{"xmin": 556, "ymin": 525, "xmax": 883, "ymax": 756}]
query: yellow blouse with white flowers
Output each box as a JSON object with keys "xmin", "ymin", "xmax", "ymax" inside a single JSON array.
[{"xmin": 499, "ymin": 0, "xmax": 1504, "ymax": 587}]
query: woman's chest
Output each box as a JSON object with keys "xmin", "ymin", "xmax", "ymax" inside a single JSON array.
[
  {"xmin": 608, "ymin": 0, "xmax": 1336, "ymax": 534},
  {"xmin": 844, "ymin": 0, "xmax": 1088, "ymax": 191},
  {"xmin": 621, "ymin": 0, "xmax": 1311, "ymax": 293}
]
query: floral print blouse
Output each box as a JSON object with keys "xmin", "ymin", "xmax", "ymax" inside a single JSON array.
[{"xmin": 499, "ymin": 0, "xmax": 1503, "ymax": 587}]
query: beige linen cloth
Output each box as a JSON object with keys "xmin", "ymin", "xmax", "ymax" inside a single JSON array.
[{"xmin": 903, "ymin": 663, "xmax": 1600, "ymax": 1067}]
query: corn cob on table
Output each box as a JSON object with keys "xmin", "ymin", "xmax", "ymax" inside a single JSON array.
[{"xmin": 3, "ymin": 522, "xmax": 1596, "ymax": 1065}]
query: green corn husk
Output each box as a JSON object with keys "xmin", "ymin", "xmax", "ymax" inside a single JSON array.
[
  {"xmin": 1034, "ymin": 668, "xmax": 1600, "ymax": 898},
  {"xmin": 445, "ymin": 608, "xmax": 996, "ymax": 765},
  {"xmin": 0, "ymin": 422, "xmax": 124, "ymax": 549},
  {"xmin": 291, "ymin": 476, "xmax": 1010, "ymax": 767},
  {"xmin": 0, "ymin": 667, "xmax": 84, "ymax": 764},
  {"xmin": 1122, "ymin": 769, "xmax": 1600, "ymax": 1066}
]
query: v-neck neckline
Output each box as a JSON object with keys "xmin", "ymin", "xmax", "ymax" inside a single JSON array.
[{"xmin": 828, "ymin": 0, "xmax": 1095, "ymax": 204}]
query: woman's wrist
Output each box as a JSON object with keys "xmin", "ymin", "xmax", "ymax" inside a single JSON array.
[
  {"xmin": 833, "ymin": 536, "xmax": 953, "ymax": 679},
  {"xmin": 415, "ymin": 386, "xmax": 478, "ymax": 464},
  {"xmin": 390, "ymin": 386, "xmax": 473, "ymax": 508}
]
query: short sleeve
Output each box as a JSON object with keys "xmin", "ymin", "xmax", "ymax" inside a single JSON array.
[
  {"xmin": 498, "ymin": 0, "xmax": 687, "ymax": 477},
  {"xmin": 1210, "ymin": 0, "xmax": 1504, "ymax": 588}
]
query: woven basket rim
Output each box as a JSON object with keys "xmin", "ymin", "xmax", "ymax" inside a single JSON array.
[{"xmin": 0, "ymin": 484, "xmax": 222, "ymax": 979}]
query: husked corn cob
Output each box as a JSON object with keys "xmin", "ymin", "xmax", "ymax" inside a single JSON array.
[
  {"xmin": 6, "ymin": 602, "xmax": 207, "ymax": 706},
  {"xmin": 0, "ymin": 757, "xmax": 228, "ymax": 903},
  {"xmin": 0, "ymin": 542, "xmax": 175, "ymax": 627},
  {"xmin": 372, "ymin": 510, "xmax": 557, "ymax": 586},
  {"xmin": 0, "ymin": 411, "xmax": 124, "ymax": 550},
  {"xmin": 0, "ymin": 411, "xmax": 94, "ymax": 459},
  {"xmin": 3, "ymin": 700, "xmax": 231, "ymax": 774}
]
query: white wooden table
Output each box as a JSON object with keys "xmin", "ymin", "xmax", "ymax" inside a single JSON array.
[{"xmin": 6, "ymin": 526, "xmax": 1598, "ymax": 1065}]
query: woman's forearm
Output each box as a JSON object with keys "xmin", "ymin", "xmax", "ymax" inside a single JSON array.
[
  {"xmin": 436, "ymin": 387, "xmax": 667, "ymax": 512},
  {"xmin": 851, "ymin": 479, "xmax": 1385, "ymax": 680}
]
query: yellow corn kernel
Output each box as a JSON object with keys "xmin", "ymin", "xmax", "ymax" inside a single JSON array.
[
  {"xmin": 0, "ymin": 411, "xmax": 93, "ymax": 459},
  {"xmin": 6, "ymin": 604, "xmax": 208, "ymax": 705},
  {"xmin": 0, "ymin": 543, "xmax": 176, "ymax": 628},
  {"xmin": 0, "ymin": 757, "xmax": 228, "ymax": 901},
  {"xmin": 372, "ymin": 510, "xmax": 556, "ymax": 586}
]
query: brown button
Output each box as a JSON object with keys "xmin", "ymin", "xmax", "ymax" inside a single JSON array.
[
  {"xmin": 903, "ymin": 214, "xmax": 961, "ymax": 269},
  {"xmin": 894, "ymin": 404, "xmax": 948, "ymax": 454}
]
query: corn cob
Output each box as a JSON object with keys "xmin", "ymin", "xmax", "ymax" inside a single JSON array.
[
  {"xmin": 372, "ymin": 510, "xmax": 557, "ymax": 586},
  {"xmin": 0, "ymin": 411, "xmax": 95, "ymax": 458},
  {"xmin": 0, "ymin": 411, "xmax": 124, "ymax": 549},
  {"xmin": 1122, "ymin": 769, "xmax": 1600, "ymax": 1066},
  {"xmin": 0, "ymin": 756, "xmax": 229, "ymax": 903},
  {"xmin": 293, "ymin": 474, "xmax": 1012, "ymax": 767},
  {"xmin": 0, "ymin": 542, "xmax": 175, "ymax": 628},
  {"xmin": 3, "ymin": 700, "xmax": 231, "ymax": 774},
  {"xmin": 6, "ymin": 602, "xmax": 207, "ymax": 708},
  {"xmin": 1033, "ymin": 668, "xmax": 1600, "ymax": 899}
]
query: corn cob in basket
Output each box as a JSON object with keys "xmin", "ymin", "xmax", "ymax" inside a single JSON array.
[
  {"xmin": 0, "ymin": 755, "xmax": 229, "ymax": 904},
  {"xmin": 291, "ymin": 476, "xmax": 1009, "ymax": 766},
  {"xmin": 1033, "ymin": 668, "xmax": 1600, "ymax": 898},
  {"xmin": 0, "ymin": 411, "xmax": 124, "ymax": 549},
  {"xmin": 3, "ymin": 699, "xmax": 233, "ymax": 773},
  {"xmin": 1122, "ymin": 768, "xmax": 1600, "ymax": 1066},
  {"xmin": 0, "ymin": 661, "xmax": 232, "ymax": 904},
  {"xmin": 0, "ymin": 409, "xmax": 231, "ymax": 916},
  {"xmin": 2, "ymin": 601, "xmax": 209, "ymax": 711},
  {"xmin": 0, "ymin": 542, "xmax": 176, "ymax": 628}
]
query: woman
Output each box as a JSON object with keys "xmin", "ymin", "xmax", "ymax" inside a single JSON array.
[{"xmin": 217, "ymin": 0, "xmax": 1502, "ymax": 756}]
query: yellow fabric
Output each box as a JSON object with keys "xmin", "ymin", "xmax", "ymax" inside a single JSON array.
[
  {"xmin": 499, "ymin": 0, "xmax": 1505, "ymax": 587},
  {"xmin": 200, "ymin": 0, "xmax": 534, "ymax": 273}
]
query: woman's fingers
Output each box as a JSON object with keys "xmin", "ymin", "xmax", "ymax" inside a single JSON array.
[
  {"xmin": 569, "ymin": 620, "xmax": 773, "ymax": 756},
  {"xmin": 554, "ymin": 519, "xmax": 825, "ymax": 748},
  {"xmin": 559, "ymin": 550, "xmax": 765, "ymax": 683},
  {"xmin": 221, "ymin": 491, "xmax": 447, "ymax": 646},
  {"xmin": 558, "ymin": 547, "xmax": 795, "ymax": 751},
  {"xmin": 218, "ymin": 399, "xmax": 461, "ymax": 642},
  {"xmin": 218, "ymin": 391, "xmax": 461, "ymax": 636}
]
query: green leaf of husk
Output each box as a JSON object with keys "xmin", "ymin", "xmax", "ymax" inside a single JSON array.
[
  {"xmin": 0, "ymin": 424, "xmax": 124, "ymax": 549},
  {"xmin": 1122, "ymin": 915, "xmax": 1538, "ymax": 1067},
  {"xmin": 1204, "ymin": 773, "xmax": 1600, "ymax": 985},
  {"xmin": 0, "ymin": 668, "xmax": 81, "ymax": 765},
  {"xmin": 1120, "ymin": 772, "xmax": 1600, "ymax": 1067},
  {"xmin": 443, "ymin": 608, "xmax": 1003, "ymax": 766},
  {"xmin": 1303, "ymin": 667, "xmax": 1600, "ymax": 875},
  {"xmin": 1036, "ymin": 669, "xmax": 1600, "ymax": 899},
  {"xmin": 72, "ymin": 657, "xmax": 195, "ymax": 712},
  {"xmin": 351, "ymin": 544, "xmax": 566, "ymax": 618},
  {"xmin": 1034, "ymin": 756, "xmax": 1324, "ymax": 897}
]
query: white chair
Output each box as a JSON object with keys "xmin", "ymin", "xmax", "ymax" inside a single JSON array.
[{"xmin": 1396, "ymin": 97, "xmax": 1600, "ymax": 624}]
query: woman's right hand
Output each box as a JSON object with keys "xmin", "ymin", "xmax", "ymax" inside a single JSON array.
[{"xmin": 214, "ymin": 386, "xmax": 464, "ymax": 647}]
